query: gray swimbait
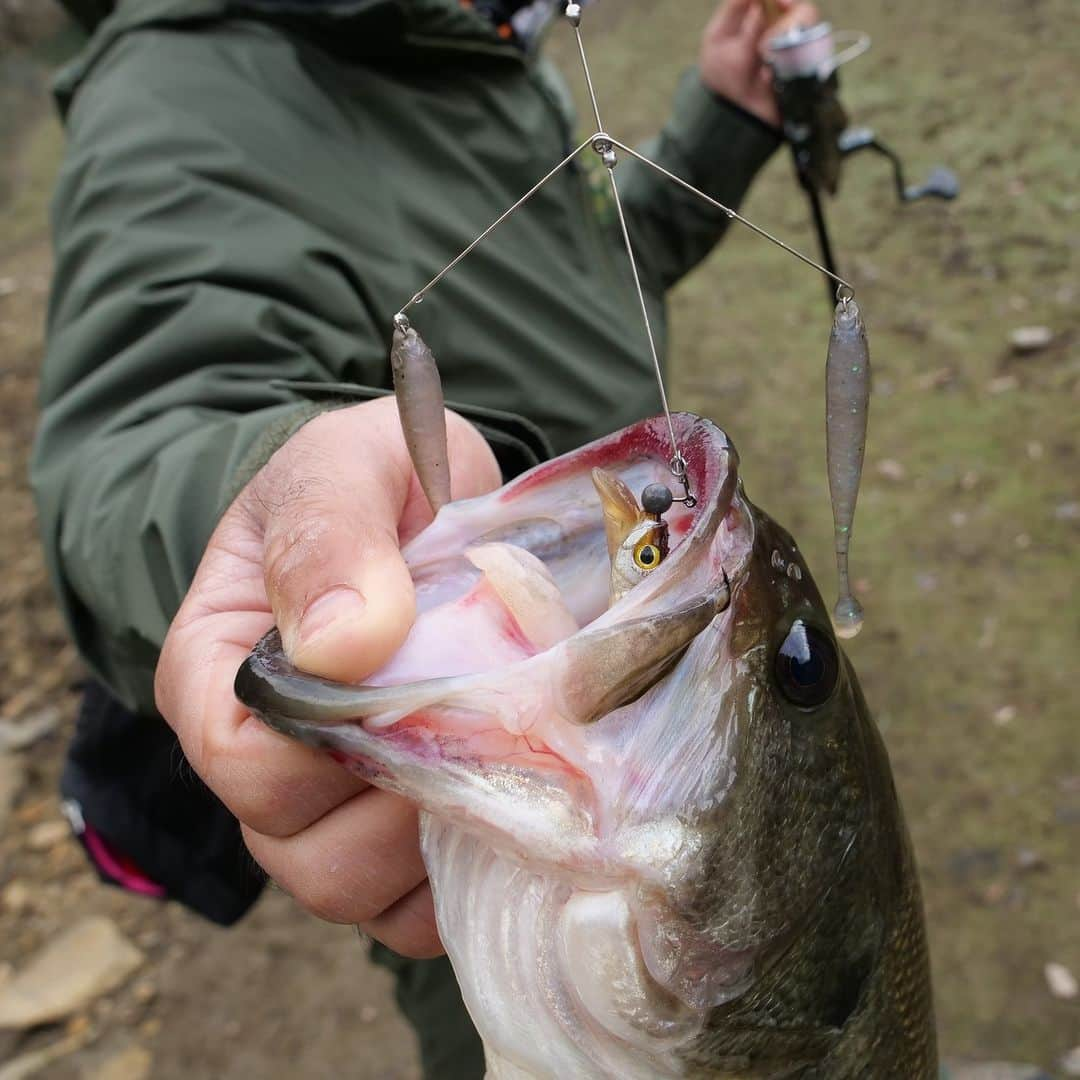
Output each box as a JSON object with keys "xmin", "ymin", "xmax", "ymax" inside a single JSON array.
[
  {"xmin": 391, "ymin": 321, "xmax": 451, "ymax": 514},
  {"xmin": 825, "ymin": 296, "xmax": 871, "ymax": 638}
]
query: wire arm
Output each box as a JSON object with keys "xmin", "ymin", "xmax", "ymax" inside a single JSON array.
[{"xmin": 396, "ymin": 135, "xmax": 595, "ymax": 319}]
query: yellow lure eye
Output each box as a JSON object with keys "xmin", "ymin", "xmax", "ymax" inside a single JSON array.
[{"xmin": 633, "ymin": 543, "xmax": 662, "ymax": 571}]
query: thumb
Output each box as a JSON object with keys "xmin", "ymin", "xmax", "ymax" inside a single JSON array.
[{"xmin": 257, "ymin": 406, "xmax": 417, "ymax": 684}]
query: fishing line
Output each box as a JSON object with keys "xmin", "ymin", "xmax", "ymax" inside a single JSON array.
[{"xmin": 392, "ymin": 2, "xmax": 869, "ymax": 512}]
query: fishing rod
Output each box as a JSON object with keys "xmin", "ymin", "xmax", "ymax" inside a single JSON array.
[{"xmin": 762, "ymin": 5, "xmax": 959, "ymax": 310}]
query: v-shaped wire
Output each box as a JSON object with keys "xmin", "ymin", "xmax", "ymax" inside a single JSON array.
[{"xmin": 395, "ymin": 4, "xmax": 856, "ymax": 505}]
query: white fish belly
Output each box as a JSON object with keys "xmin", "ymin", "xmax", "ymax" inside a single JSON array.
[{"xmin": 420, "ymin": 814, "xmax": 703, "ymax": 1079}]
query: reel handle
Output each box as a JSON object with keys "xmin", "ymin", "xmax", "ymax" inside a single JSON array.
[{"xmin": 837, "ymin": 127, "xmax": 960, "ymax": 204}]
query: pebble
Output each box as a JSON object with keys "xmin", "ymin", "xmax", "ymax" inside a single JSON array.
[
  {"xmin": 1055, "ymin": 501, "xmax": 1080, "ymax": 522},
  {"xmin": 0, "ymin": 708, "xmax": 62, "ymax": 753},
  {"xmin": 993, "ymin": 706, "xmax": 1017, "ymax": 727},
  {"xmin": 360, "ymin": 1005, "xmax": 379, "ymax": 1024},
  {"xmin": 0, "ymin": 916, "xmax": 144, "ymax": 1028},
  {"xmin": 1015, "ymin": 848, "xmax": 1046, "ymax": 873},
  {"xmin": 25, "ymin": 820, "xmax": 70, "ymax": 851},
  {"xmin": 1009, "ymin": 325, "xmax": 1054, "ymax": 354},
  {"xmin": 1, "ymin": 881, "xmax": 31, "ymax": 914},
  {"xmin": 915, "ymin": 572, "xmax": 939, "ymax": 594},
  {"xmin": 1045, "ymin": 961, "xmax": 1079, "ymax": 1000},
  {"xmin": 0, "ymin": 278, "xmax": 16, "ymax": 298},
  {"xmin": 1061, "ymin": 1046, "xmax": 1080, "ymax": 1076},
  {"xmin": 876, "ymin": 458, "xmax": 906, "ymax": 482}
]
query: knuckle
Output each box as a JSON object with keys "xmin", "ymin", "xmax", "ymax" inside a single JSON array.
[{"xmin": 302, "ymin": 868, "xmax": 383, "ymax": 926}]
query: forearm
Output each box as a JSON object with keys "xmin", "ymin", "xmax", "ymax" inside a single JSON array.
[{"xmin": 616, "ymin": 68, "xmax": 782, "ymax": 291}]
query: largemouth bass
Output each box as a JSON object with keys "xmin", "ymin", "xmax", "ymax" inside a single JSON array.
[{"xmin": 235, "ymin": 413, "xmax": 936, "ymax": 1079}]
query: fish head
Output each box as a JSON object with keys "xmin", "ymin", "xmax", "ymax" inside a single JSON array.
[{"xmin": 235, "ymin": 412, "xmax": 925, "ymax": 1074}]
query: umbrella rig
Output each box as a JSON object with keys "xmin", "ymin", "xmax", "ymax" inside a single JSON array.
[{"xmin": 387, "ymin": 2, "xmax": 957, "ymax": 638}]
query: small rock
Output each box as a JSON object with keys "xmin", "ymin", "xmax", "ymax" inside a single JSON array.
[
  {"xmin": 915, "ymin": 572, "xmax": 938, "ymax": 594},
  {"xmin": 1014, "ymin": 533, "xmax": 1032, "ymax": 550},
  {"xmin": 1, "ymin": 882, "xmax": 32, "ymax": 915},
  {"xmin": 25, "ymin": 820, "xmax": 70, "ymax": 851},
  {"xmin": 0, "ymin": 708, "xmax": 63, "ymax": 753},
  {"xmin": 876, "ymin": 458, "xmax": 906, "ymax": 482},
  {"xmin": 1015, "ymin": 848, "xmax": 1047, "ymax": 873},
  {"xmin": 0, "ymin": 278, "xmax": 17, "ymax": 298},
  {"xmin": 960, "ymin": 470, "xmax": 980, "ymax": 491},
  {"xmin": 360, "ymin": 1005, "xmax": 379, "ymax": 1024},
  {"xmin": 993, "ymin": 705, "xmax": 1017, "ymax": 726},
  {"xmin": 1045, "ymin": 961, "xmax": 1079, "ymax": 1000},
  {"xmin": 1061, "ymin": 1046, "xmax": 1080, "ymax": 1076},
  {"xmin": 1055, "ymin": 501, "xmax": 1080, "ymax": 522},
  {"xmin": 0, "ymin": 754, "xmax": 23, "ymax": 836},
  {"xmin": 1010, "ymin": 325, "xmax": 1054, "ymax": 354},
  {"xmin": 0, "ymin": 916, "xmax": 144, "ymax": 1028},
  {"xmin": 951, "ymin": 510, "xmax": 969, "ymax": 528},
  {"xmin": 132, "ymin": 980, "xmax": 156, "ymax": 1005},
  {"xmin": 86, "ymin": 1045, "xmax": 153, "ymax": 1080}
]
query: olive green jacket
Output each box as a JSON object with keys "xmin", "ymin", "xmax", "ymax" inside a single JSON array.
[{"xmin": 32, "ymin": 0, "xmax": 780, "ymax": 714}]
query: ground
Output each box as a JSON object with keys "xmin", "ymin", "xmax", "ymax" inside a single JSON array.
[{"xmin": 0, "ymin": 2, "xmax": 1077, "ymax": 1077}]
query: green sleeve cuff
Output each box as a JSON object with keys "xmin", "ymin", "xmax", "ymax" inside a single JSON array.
[{"xmin": 664, "ymin": 68, "xmax": 783, "ymax": 200}]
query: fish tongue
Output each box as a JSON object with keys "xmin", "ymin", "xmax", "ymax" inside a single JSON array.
[{"xmin": 465, "ymin": 542, "xmax": 578, "ymax": 651}]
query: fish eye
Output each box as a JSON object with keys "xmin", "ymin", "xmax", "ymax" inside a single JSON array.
[
  {"xmin": 774, "ymin": 620, "xmax": 839, "ymax": 708},
  {"xmin": 633, "ymin": 542, "xmax": 662, "ymax": 571}
]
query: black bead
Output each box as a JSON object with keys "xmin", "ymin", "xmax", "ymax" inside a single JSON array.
[{"xmin": 641, "ymin": 483, "xmax": 674, "ymax": 516}]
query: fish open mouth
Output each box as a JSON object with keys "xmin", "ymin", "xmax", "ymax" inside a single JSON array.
[{"xmin": 235, "ymin": 413, "xmax": 746, "ymax": 844}]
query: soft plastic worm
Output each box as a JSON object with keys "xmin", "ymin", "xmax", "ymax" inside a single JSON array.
[
  {"xmin": 825, "ymin": 297, "xmax": 870, "ymax": 639},
  {"xmin": 391, "ymin": 324, "xmax": 451, "ymax": 514}
]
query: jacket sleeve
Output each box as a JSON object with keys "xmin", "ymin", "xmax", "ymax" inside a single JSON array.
[
  {"xmin": 31, "ymin": 28, "xmax": 392, "ymax": 717},
  {"xmin": 615, "ymin": 69, "xmax": 782, "ymax": 293}
]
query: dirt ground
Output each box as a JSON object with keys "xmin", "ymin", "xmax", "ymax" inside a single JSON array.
[{"xmin": 0, "ymin": 2, "xmax": 1077, "ymax": 1077}]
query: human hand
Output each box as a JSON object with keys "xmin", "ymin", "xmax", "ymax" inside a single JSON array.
[
  {"xmin": 155, "ymin": 397, "xmax": 500, "ymax": 956},
  {"xmin": 699, "ymin": 0, "xmax": 821, "ymax": 127}
]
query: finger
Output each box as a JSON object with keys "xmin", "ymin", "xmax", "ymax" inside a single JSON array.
[
  {"xmin": 738, "ymin": 1, "xmax": 766, "ymax": 44},
  {"xmin": 241, "ymin": 788, "xmax": 428, "ymax": 925},
  {"xmin": 360, "ymin": 880, "xmax": 444, "ymax": 959},
  {"xmin": 158, "ymin": 597, "xmax": 372, "ymax": 835},
  {"xmin": 773, "ymin": 1, "xmax": 819, "ymax": 35},
  {"xmin": 257, "ymin": 400, "xmax": 418, "ymax": 682},
  {"xmin": 707, "ymin": 0, "xmax": 753, "ymax": 40}
]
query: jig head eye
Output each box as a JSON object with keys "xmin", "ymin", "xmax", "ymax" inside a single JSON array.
[{"xmin": 633, "ymin": 541, "xmax": 662, "ymax": 571}]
